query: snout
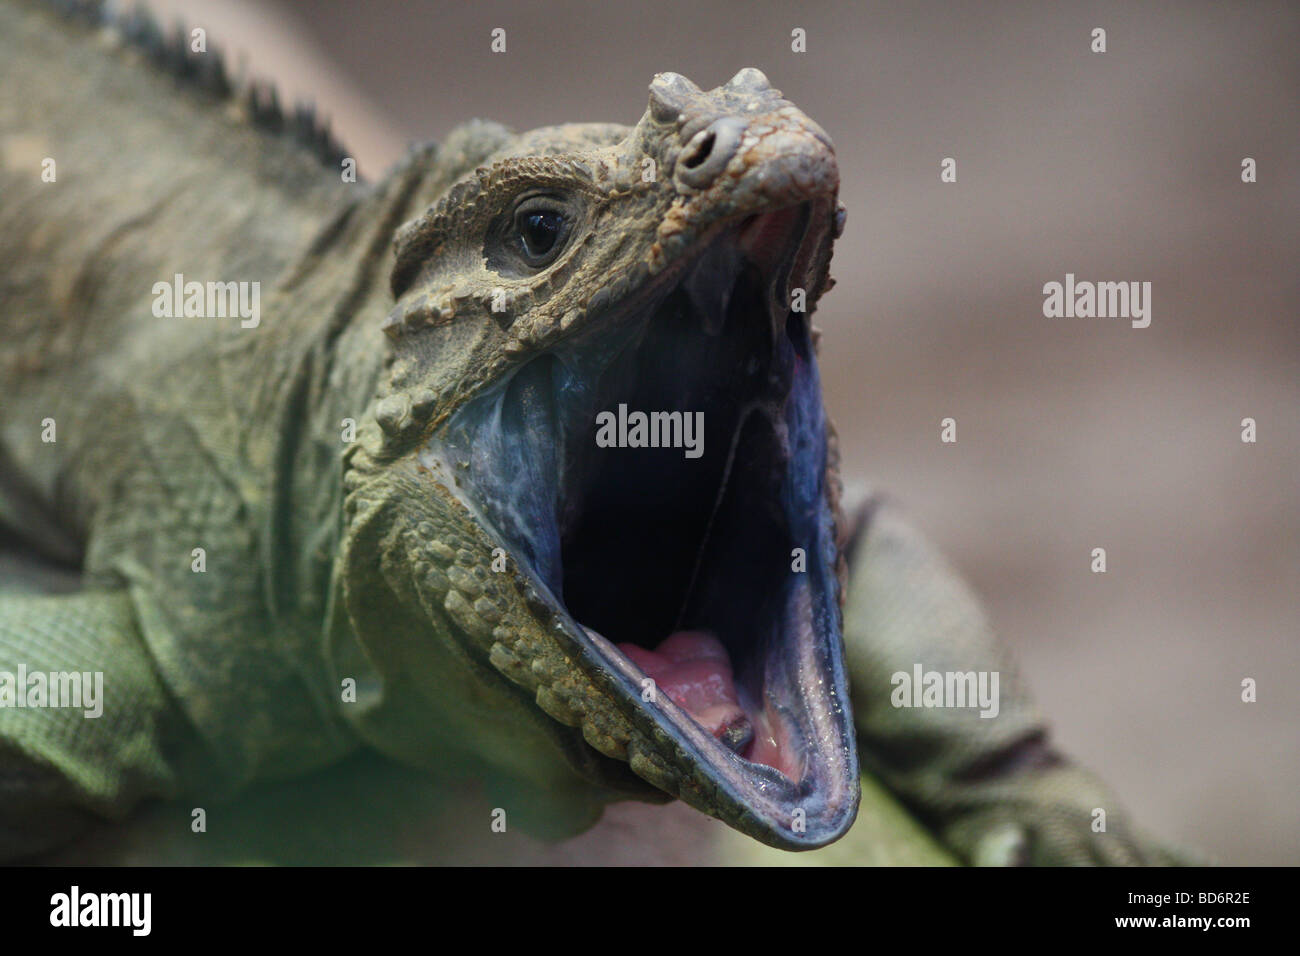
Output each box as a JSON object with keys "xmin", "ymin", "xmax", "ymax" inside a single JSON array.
[{"xmin": 649, "ymin": 69, "xmax": 838, "ymax": 202}]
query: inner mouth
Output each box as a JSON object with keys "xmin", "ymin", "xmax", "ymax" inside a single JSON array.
[
  {"xmin": 421, "ymin": 200, "xmax": 858, "ymax": 846},
  {"xmin": 558, "ymin": 223, "xmax": 811, "ymax": 775}
]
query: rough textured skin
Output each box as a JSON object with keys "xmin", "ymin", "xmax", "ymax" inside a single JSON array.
[
  {"xmin": 327, "ymin": 69, "xmax": 853, "ymax": 845},
  {"xmin": 0, "ymin": 0, "xmax": 1183, "ymax": 863}
]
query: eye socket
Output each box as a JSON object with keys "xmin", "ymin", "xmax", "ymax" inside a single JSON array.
[{"xmin": 511, "ymin": 197, "xmax": 573, "ymax": 267}]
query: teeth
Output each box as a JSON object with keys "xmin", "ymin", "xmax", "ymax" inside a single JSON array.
[
  {"xmin": 771, "ymin": 243, "xmax": 797, "ymax": 314},
  {"xmin": 719, "ymin": 714, "xmax": 756, "ymax": 754}
]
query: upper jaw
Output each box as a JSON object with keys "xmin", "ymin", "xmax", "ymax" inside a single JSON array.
[{"xmin": 419, "ymin": 192, "xmax": 859, "ymax": 849}]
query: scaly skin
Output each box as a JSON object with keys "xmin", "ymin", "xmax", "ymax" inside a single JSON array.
[
  {"xmin": 0, "ymin": 0, "xmax": 1184, "ymax": 863},
  {"xmin": 327, "ymin": 69, "xmax": 857, "ymax": 847}
]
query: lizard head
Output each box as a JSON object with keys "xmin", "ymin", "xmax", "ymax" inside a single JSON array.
[{"xmin": 331, "ymin": 69, "xmax": 858, "ymax": 849}]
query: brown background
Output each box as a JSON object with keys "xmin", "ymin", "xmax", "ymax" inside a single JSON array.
[{"xmin": 147, "ymin": 0, "xmax": 1299, "ymax": 864}]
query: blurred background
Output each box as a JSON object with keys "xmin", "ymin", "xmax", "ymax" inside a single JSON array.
[{"xmin": 145, "ymin": 0, "xmax": 1299, "ymax": 864}]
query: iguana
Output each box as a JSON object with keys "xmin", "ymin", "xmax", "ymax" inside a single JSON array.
[{"xmin": 0, "ymin": 0, "xmax": 1180, "ymax": 864}]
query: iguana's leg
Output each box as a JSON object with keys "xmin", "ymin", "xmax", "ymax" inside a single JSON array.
[
  {"xmin": 841, "ymin": 485, "xmax": 1185, "ymax": 865},
  {"xmin": 0, "ymin": 587, "xmax": 190, "ymax": 860}
]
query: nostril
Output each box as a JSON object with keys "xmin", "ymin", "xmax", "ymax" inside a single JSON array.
[
  {"xmin": 676, "ymin": 116, "xmax": 747, "ymax": 188},
  {"xmin": 680, "ymin": 131, "xmax": 715, "ymax": 169}
]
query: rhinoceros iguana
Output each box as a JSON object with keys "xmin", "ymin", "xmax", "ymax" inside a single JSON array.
[{"xmin": 0, "ymin": 0, "xmax": 1179, "ymax": 864}]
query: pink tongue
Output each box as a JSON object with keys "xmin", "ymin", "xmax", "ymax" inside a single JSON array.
[{"xmin": 618, "ymin": 630, "xmax": 753, "ymax": 751}]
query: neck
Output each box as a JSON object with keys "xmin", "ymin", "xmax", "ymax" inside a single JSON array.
[{"xmin": 241, "ymin": 147, "xmax": 439, "ymax": 623}]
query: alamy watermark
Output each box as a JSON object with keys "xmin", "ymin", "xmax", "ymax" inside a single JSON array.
[
  {"xmin": 1042, "ymin": 273, "xmax": 1151, "ymax": 328},
  {"xmin": 594, "ymin": 404, "xmax": 704, "ymax": 459},
  {"xmin": 50, "ymin": 886, "xmax": 150, "ymax": 936},
  {"xmin": 890, "ymin": 664, "xmax": 1000, "ymax": 718},
  {"xmin": 0, "ymin": 665, "xmax": 103, "ymax": 718},
  {"xmin": 151, "ymin": 272, "xmax": 261, "ymax": 328}
]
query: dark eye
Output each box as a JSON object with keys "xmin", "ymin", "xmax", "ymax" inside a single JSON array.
[
  {"xmin": 512, "ymin": 198, "xmax": 572, "ymax": 266},
  {"xmin": 521, "ymin": 211, "xmax": 563, "ymax": 254}
]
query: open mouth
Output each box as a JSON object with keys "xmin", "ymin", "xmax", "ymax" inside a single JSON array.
[{"xmin": 421, "ymin": 199, "xmax": 859, "ymax": 847}]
